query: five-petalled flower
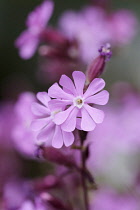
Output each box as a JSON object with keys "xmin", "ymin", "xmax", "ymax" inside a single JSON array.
[{"xmin": 48, "ymin": 71, "xmax": 109, "ymax": 132}]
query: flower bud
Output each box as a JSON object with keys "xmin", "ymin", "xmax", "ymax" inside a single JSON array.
[
  {"xmin": 86, "ymin": 43, "xmax": 112, "ymax": 85},
  {"xmin": 40, "ymin": 28, "xmax": 70, "ymax": 46},
  {"xmin": 40, "ymin": 147, "xmax": 77, "ymax": 168}
]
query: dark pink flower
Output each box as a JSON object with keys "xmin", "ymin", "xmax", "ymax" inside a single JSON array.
[
  {"xmin": 15, "ymin": 0, "xmax": 54, "ymax": 59},
  {"xmin": 31, "ymin": 92, "xmax": 74, "ymax": 148},
  {"xmin": 48, "ymin": 71, "xmax": 109, "ymax": 132}
]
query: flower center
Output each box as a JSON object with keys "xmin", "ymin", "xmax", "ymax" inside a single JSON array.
[{"xmin": 74, "ymin": 97, "xmax": 84, "ymax": 108}]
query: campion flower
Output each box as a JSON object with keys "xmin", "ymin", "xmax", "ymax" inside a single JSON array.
[
  {"xmin": 59, "ymin": 7, "xmax": 110, "ymax": 63},
  {"xmin": 15, "ymin": 0, "xmax": 54, "ymax": 59},
  {"xmin": 12, "ymin": 92, "xmax": 37, "ymax": 157},
  {"xmin": 59, "ymin": 7, "xmax": 137, "ymax": 63},
  {"xmin": 48, "ymin": 71, "xmax": 109, "ymax": 132},
  {"xmin": 31, "ymin": 92, "xmax": 74, "ymax": 148},
  {"xmin": 87, "ymin": 88, "xmax": 140, "ymax": 189}
]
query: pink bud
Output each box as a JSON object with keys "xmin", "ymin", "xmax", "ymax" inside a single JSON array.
[
  {"xmin": 86, "ymin": 43, "xmax": 112, "ymax": 85},
  {"xmin": 41, "ymin": 147, "xmax": 77, "ymax": 168}
]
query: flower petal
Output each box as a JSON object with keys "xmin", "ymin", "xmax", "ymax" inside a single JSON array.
[
  {"xmin": 61, "ymin": 107, "xmax": 79, "ymax": 132},
  {"xmin": 31, "ymin": 102, "xmax": 50, "ymax": 116},
  {"xmin": 31, "ymin": 117, "xmax": 51, "ymax": 131},
  {"xmin": 84, "ymin": 104, "xmax": 104, "ymax": 123},
  {"xmin": 52, "ymin": 125, "xmax": 63, "ymax": 148},
  {"xmin": 53, "ymin": 105, "xmax": 74, "ymax": 125},
  {"xmin": 72, "ymin": 71, "xmax": 86, "ymax": 96},
  {"xmin": 62, "ymin": 131, "xmax": 74, "ymax": 147},
  {"xmin": 59, "ymin": 74, "xmax": 76, "ymax": 95},
  {"xmin": 48, "ymin": 99, "xmax": 71, "ymax": 112},
  {"xmin": 84, "ymin": 78, "xmax": 105, "ymax": 99},
  {"xmin": 48, "ymin": 83, "xmax": 73, "ymax": 100},
  {"xmin": 76, "ymin": 118, "xmax": 82, "ymax": 130},
  {"xmin": 36, "ymin": 122, "xmax": 54, "ymax": 145},
  {"xmin": 37, "ymin": 92, "xmax": 50, "ymax": 107},
  {"xmin": 85, "ymin": 90, "xmax": 109, "ymax": 105},
  {"xmin": 81, "ymin": 108, "xmax": 96, "ymax": 131},
  {"xmin": 15, "ymin": 31, "xmax": 39, "ymax": 59},
  {"xmin": 27, "ymin": 0, "xmax": 54, "ymax": 28}
]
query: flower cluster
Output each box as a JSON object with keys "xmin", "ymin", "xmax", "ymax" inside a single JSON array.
[
  {"xmin": 1, "ymin": 0, "xmax": 139, "ymax": 209},
  {"xmin": 31, "ymin": 71, "xmax": 109, "ymax": 148}
]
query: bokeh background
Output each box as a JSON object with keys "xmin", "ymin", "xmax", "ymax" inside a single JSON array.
[{"xmin": 0, "ymin": 0, "xmax": 140, "ymax": 101}]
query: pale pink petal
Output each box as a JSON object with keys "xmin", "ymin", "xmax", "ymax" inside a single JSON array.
[
  {"xmin": 48, "ymin": 83, "xmax": 73, "ymax": 100},
  {"xmin": 81, "ymin": 108, "xmax": 96, "ymax": 131},
  {"xmin": 76, "ymin": 118, "xmax": 82, "ymax": 130},
  {"xmin": 59, "ymin": 74, "xmax": 76, "ymax": 95},
  {"xmin": 48, "ymin": 99, "xmax": 71, "ymax": 112},
  {"xmin": 36, "ymin": 121, "xmax": 54, "ymax": 144},
  {"xmin": 84, "ymin": 104, "xmax": 104, "ymax": 124},
  {"xmin": 84, "ymin": 78, "xmax": 105, "ymax": 99},
  {"xmin": 26, "ymin": 0, "xmax": 54, "ymax": 29},
  {"xmin": 52, "ymin": 125, "xmax": 63, "ymax": 148},
  {"xmin": 61, "ymin": 107, "xmax": 79, "ymax": 132},
  {"xmin": 31, "ymin": 117, "xmax": 51, "ymax": 131},
  {"xmin": 53, "ymin": 105, "xmax": 74, "ymax": 125},
  {"xmin": 31, "ymin": 102, "xmax": 50, "ymax": 116},
  {"xmin": 72, "ymin": 71, "xmax": 86, "ymax": 96},
  {"xmin": 15, "ymin": 31, "xmax": 39, "ymax": 59},
  {"xmin": 85, "ymin": 90, "xmax": 109, "ymax": 105},
  {"xmin": 37, "ymin": 92, "xmax": 50, "ymax": 107},
  {"xmin": 62, "ymin": 131, "xmax": 74, "ymax": 147}
]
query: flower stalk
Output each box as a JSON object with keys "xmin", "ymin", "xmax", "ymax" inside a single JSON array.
[{"xmin": 79, "ymin": 130, "xmax": 89, "ymax": 210}]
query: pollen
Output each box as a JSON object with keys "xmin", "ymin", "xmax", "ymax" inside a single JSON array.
[
  {"xmin": 74, "ymin": 97, "xmax": 84, "ymax": 108},
  {"xmin": 76, "ymin": 98, "xmax": 83, "ymax": 105}
]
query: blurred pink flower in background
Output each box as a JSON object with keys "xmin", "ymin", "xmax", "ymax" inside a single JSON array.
[
  {"xmin": 59, "ymin": 7, "xmax": 110, "ymax": 63},
  {"xmin": 59, "ymin": 6, "xmax": 137, "ymax": 64},
  {"xmin": 90, "ymin": 188, "xmax": 139, "ymax": 210},
  {"xmin": 87, "ymin": 86, "xmax": 140, "ymax": 189},
  {"xmin": 12, "ymin": 92, "xmax": 37, "ymax": 157},
  {"xmin": 108, "ymin": 10, "xmax": 138, "ymax": 45},
  {"xmin": 0, "ymin": 103, "xmax": 21, "ymax": 191},
  {"xmin": 4, "ymin": 180, "xmax": 49, "ymax": 210},
  {"xmin": 15, "ymin": 0, "xmax": 54, "ymax": 59}
]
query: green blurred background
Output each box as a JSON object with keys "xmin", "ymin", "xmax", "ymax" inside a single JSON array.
[{"xmin": 0, "ymin": 0, "xmax": 140, "ymax": 100}]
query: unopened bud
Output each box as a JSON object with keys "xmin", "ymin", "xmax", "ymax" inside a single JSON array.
[
  {"xmin": 40, "ymin": 28, "xmax": 70, "ymax": 46},
  {"xmin": 41, "ymin": 147, "xmax": 77, "ymax": 168},
  {"xmin": 86, "ymin": 43, "xmax": 112, "ymax": 85}
]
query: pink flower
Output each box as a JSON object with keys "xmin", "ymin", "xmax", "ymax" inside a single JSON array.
[
  {"xmin": 108, "ymin": 10, "xmax": 137, "ymax": 45},
  {"xmin": 48, "ymin": 71, "xmax": 109, "ymax": 132},
  {"xmin": 87, "ymin": 88, "xmax": 140, "ymax": 189},
  {"xmin": 12, "ymin": 92, "xmax": 37, "ymax": 157},
  {"xmin": 31, "ymin": 92, "xmax": 74, "ymax": 148},
  {"xmin": 15, "ymin": 0, "xmax": 54, "ymax": 59},
  {"xmin": 59, "ymin": 7, "xmax": 111, "ymax": 63},
  {"xmin": 90, "ymin": 188, "xmax": 139, "ymax": 210},
  {"xmin": 59, "ymin": 7, "xmax": 137, "ymax": 63}
]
